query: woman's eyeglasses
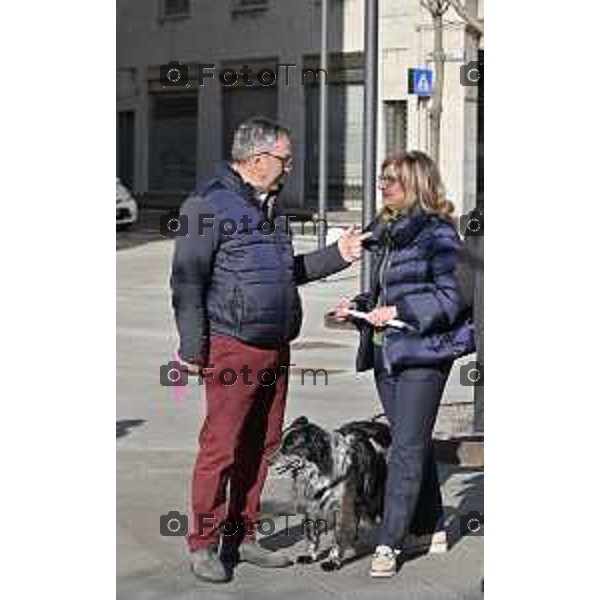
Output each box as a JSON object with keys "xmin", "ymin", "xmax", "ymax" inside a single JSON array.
[{"xmin": 377, "ymin": 174, "xmax": 401, "ymax": 187}]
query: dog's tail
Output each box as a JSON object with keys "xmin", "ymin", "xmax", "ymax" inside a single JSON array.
[{"xmin": 370, "ymin": 412, "xmax": 386, "ymax": 422}]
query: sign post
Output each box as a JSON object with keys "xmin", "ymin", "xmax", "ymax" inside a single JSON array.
[{"xmin": 361, "ymin": 0, "xmax": 379, "ymax": 292}]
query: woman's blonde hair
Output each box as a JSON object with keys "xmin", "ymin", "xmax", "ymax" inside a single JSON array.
[{"xmin": 380, "ymin": 151, "xmax": 455, "ymax": 223}]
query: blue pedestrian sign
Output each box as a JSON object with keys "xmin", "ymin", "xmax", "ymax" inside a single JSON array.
[{"xmin": 408, "ymin": 68, "xmax": 433, "ymax": 97}]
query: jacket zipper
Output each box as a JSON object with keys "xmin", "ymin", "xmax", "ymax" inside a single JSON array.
[
  {"xmin": 379, "ymin": 242, "xmax": 393, "ymax": 373},
  {"xmin": 233, "ymin": 285, "xmax": 244, "ymax": 331},
  {"xmin": 272, "ymin": 213, "xmax": 286, "ymax": 340}
]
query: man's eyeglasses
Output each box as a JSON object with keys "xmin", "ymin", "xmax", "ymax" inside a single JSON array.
[
  {"xmin": 377, "ymin": 174, "xmax": 401, "ymax": 187},
  {"xmin": 259, "ymin": 152, "xmax": 293, "ymax": 167}
]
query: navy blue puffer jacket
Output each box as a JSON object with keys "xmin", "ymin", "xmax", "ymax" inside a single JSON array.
[
  {"xmin": 354, "ymin": 208, "xmax": 474, "ymax": 372},
  {"xmin": 170, "ymin": 164, "xmax": 350, "ymax": 363}
]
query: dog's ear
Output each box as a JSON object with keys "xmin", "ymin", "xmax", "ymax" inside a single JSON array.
[
  {"xmin": 281, "ymin": 416, "xmax": 309, "ymax": 437},
  {"xmin": 290, "ymin": 416, "xmax": 309, "ymax": 428}
]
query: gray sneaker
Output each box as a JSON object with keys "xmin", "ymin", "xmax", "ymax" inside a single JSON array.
[
  {"xmin": 237, "ymin": 540, "xmax": 293, "ymax": 568},
  {"xmin": 189, "ymin": 545, "xmax": 230, "ymax": 583}
]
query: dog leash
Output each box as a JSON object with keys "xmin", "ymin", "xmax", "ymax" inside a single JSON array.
[
  {"xmin": 313, "ymin": 474, "xmax": 349, "ymax": 501},
  {"xmin": 370, "ymin": 412, "xmax": 386, "ymax": 422},
  {"xmin": 314, "ymin": 415, "xmax": 387, "ymax": 499}
]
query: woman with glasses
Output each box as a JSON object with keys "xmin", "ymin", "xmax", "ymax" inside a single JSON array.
[{"xmin": 333, "ymin": 151, "xmax": 474, "ymax": 577}]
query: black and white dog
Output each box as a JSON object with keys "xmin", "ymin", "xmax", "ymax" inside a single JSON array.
[{"xmin": 270, "ymin": 415, "xmax": 391, "ymax": 570}]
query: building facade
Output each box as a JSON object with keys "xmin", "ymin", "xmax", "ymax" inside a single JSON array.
[{"xmin": 117, "ymin": 0, "xmax": 483, "ymax": 214}]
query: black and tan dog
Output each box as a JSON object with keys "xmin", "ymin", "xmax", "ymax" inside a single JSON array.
[{"xmin": 271, "ymin": 415, "xmax": 391, "ymax": 570}]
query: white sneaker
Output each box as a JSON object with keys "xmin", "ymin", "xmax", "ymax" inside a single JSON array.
[
  {"xmin": 369, "ymin": 545, "xmax": 400, "ymax": 578},
  {"xmin": 403, "ymin": 527, "xmax": 448, "ymax": 555}
]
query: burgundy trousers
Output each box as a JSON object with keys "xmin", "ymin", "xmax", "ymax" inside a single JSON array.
[{"xmin": 186, "ymin": 333, "xmax": 290, "ymax": 551}]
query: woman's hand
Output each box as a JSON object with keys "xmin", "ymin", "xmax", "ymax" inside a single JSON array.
[
  {"xmin": 332, "ymin": 298, "xmax": 355, "ymax": 321},
  {"xmin": 366, "ymin": 306, "xmax": 397, "ymax": 327}
]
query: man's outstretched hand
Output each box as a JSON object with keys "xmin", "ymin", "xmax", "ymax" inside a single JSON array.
[{"xmin": 337, "ymin": 226, "xmax": 372, "ymax": 263}]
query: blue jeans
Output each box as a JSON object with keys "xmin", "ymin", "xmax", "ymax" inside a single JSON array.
[{"xmin": 374, "ymin": 346, "xmax": 452, "ymax": 548}]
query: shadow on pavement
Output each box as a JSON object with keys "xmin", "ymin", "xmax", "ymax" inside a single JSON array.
[
  {"xmin": 251, "ymin": 499, "xmax": 305, "ymax": 551},
  {"xmin": 258, "ymin": 523, "xmax": 306, "ymax": 552},
  {"xmin": 445, "ymin": 469, "xmax": 484, "ymax": 550},
  {"xmin": 257, "ymin": 466, "xmax": 483, "ymax": 571},
  {"xmin": 116, "ymin": 418, "xmax": 146, "ymax": 439}
]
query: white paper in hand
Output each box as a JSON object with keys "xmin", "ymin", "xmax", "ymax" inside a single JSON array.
[{"xmin": 345, "ymin": 309, "xmax": 414, "ymax": 330}]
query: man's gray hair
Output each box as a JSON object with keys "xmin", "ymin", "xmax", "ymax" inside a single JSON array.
[{"xmin": 231, "ymin": 117, "xmax": 291, "ymax": 162}]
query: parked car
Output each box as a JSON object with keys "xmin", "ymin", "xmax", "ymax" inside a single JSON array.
[{"xmin": 116, "ymin": 178, "xmax": 138, "ymax": 228}]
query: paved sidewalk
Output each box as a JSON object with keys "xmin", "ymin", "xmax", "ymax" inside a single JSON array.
[{"xmin": 117, "ymin": 234, "xmax": 484, "ymax": 600}]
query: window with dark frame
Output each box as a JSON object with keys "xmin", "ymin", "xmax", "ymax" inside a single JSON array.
[
  {"xmin": 231, "ymin": 0, "xmax": 269, "ymax": 16},
  {"xmin": 384, "ymin": 100, "xmax": 408, "ymax": 157},
  {"xmin": 162, "ymin": 0, "xmax": 191, "ymax": 18},
  {"xmin": 236, "ymin": 0, "xmax": 268, "ymax": 7}
]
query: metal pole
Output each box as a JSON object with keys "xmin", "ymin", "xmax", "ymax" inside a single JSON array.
[
  {"xmin": 317, "ymin": 0, "xmax": 328, "ymax": 249},
  {"xmin": 361, "ymin": 0, "xmax": 378, "ymax": 291}
]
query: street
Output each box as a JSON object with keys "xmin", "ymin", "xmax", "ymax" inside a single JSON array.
[{"xmin": 116, "ymin": 223, "xmax": 483, "ymax": 600}]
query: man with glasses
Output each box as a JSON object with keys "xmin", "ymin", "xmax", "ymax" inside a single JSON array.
[{"xmin": 170, "ymin": 116, "xmax": 369, "ymax": 582}]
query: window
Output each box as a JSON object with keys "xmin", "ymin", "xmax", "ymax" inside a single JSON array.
[
  {"xmin": 117, "ymin": 111, "xmax": 135, "ymax": 190},
  {"xmin": 305, "ymin": 83, "xmax": 364, "ymax": 210},
  {"xmin": 149, "ymin": 93, "xmax": 198, "ymax": 192},
  {"xmin": 236, "ymin": 0, "xmax": 268, "ymax": 7},
  {"xmin": 231, "ymin": 0, "xmax": 269, "ymax": 17},
  {"xmin": 384, "ymin": 100, "xmax": 408, "ymax": 157},
  {"xmin": 162, "ymin": 0, "xmax": 191, "ymax": 19}
]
